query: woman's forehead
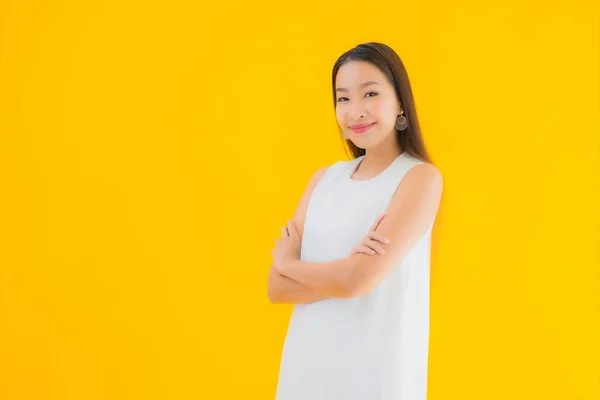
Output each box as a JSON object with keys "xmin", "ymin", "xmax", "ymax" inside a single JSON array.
[{"xmin": 336, "ymin": 61, "xmax": 387, "ymax": 89}]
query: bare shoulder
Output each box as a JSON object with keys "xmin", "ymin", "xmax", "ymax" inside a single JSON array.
[
  {"xmin": 384, "ymin": 161, "xmax": 443, "ymax": 231},
  {"xmin": 309, "ymin": 165, "xmax": 330, "ymax": 186},
  {"xmin": 399, "ymin": 162, "xmax": 443, "ymax": 195}
]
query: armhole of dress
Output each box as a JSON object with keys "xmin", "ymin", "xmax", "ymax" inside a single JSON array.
[
  {"xmin": 390, "ymin": 158, "xmax": 427, "ymax": 199},
  {"xmin": 316, "ymin": 160, "xmax": 344, "ymax": 186}
]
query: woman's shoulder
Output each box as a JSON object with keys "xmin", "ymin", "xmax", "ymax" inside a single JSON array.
[{"xmin": 400, "ymin": 153, "xmax": 442, "ymax": 178}]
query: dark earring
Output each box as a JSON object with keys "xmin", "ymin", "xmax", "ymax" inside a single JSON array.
[{"xmin": 395, "ymin": 110, "xmax": 408, "ymax": 131}]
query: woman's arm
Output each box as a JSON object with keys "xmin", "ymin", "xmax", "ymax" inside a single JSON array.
[
  {"xmin": 267, "ymin": 165, "xmax": 330, "ymax": 304},
  {"xmin": 276, "ymin": 163, "xmax": 443, "ymax": 298},
  {"xmin": 268, "ymin": 263, "xmax": 329, "ymax": 304}
]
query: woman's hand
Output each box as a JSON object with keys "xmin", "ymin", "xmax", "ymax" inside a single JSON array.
[
  {"xmin": 272, "ymin": 219, "xmax": 301, "ymax": 272},
  {"xmin": 349, "ymin": 214, "xmax": 390, "ymax": 256}
]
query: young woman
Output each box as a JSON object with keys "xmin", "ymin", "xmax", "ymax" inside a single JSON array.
[{"xmin": 268, "ymin": 42, "xmax": 443, "ymax": 400}]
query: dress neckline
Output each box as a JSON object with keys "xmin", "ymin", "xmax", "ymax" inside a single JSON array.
[{"xmin": 346, "ymin": 151, "xmax": 408, "ymax": 183}]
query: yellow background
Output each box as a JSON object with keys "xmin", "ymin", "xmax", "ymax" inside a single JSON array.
[{"xmin": 1, "ymin": 0, "xmax": 598, "ymax": 399}]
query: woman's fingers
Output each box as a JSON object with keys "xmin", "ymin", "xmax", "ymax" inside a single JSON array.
[
  {"xmin": 361, "ymin": 237, "xmax": 387, "ymax": 255},
  {"xmin": 356, "ymin": 246, "xmax": 375, "ymax": 256},
  {"xmin": 350, "ymin": 240, "xmax": 385, "ymax": 256},
  {"xmin": 364, "ymin": 239, "xmax": 386, "ymax": 254},
  {"xmin": 350, "ymin": 217, "xmax": 393, "ymax": 257},
  {"xmin": 350, "ymin": 246, "xmax": 374, "ymax": 256},
  {"xmin": 287, "ymin": 220, "xmax": 299, "ymax": 240},
  {"xmin": 367, "ymin": 231, "xmax": 390, "ymax": 244},
  {"xmin": 369, "ymin": 213, "xmax": 385, "ymax": 231},
  {"xmin": 359, "ymin": 246, "xmax": 377, "ymax": 255},
  {"xmin": 372, "ymin": 242, "xmax": 386, "ymax": 254},
  {"xmin": 364, "ymin": 246, "xmax": 377, "ymax": 255}
]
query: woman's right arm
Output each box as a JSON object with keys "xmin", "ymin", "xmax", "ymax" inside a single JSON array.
[
  {"xmin": 267, "ymin": 166, "xmax": 330, "ymax": 304},
  {"xmin": 268, "ymin": 262, "xmax": 329, "ymax": 304}
]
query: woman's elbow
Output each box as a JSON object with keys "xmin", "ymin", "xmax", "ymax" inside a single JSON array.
[
  {"xmin": 268, "ymin": 286, "xmax": 282, "ymax": 303},
  {"xmin": 344, "ymin": 275, "xmax": 378, "ymax": 298},
  {"xmin": 344, "ymin": 257, "xmax": 390, "ymax": 297}
]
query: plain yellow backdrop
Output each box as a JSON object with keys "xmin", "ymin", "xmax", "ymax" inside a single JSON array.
[{"xmin": 1, "ymin": 0, "xmax": 598, "ymax": 399}]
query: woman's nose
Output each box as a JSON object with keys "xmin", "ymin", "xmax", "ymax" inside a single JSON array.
[{"xmin": 349, "ymin": 103, "xmax": 365, "ymax": 120}]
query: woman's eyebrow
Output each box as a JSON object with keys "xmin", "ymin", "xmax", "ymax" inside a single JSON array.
[{"xmin": 336, "ymin": 81, "xmax": 380, "ymax": 92}]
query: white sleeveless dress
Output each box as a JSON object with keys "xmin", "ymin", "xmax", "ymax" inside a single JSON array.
[{"xmin": 275, "ymin": 151, "xmax": 433, "ymax": 400}]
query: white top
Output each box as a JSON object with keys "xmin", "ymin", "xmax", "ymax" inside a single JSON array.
[{"xmin": 275, "ymin": 151, "xmax": 432, "ymax": 400}]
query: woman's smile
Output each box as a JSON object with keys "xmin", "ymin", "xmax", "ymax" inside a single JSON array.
[{"xmin": 349, "ymin": 122, "xmax": 376, "ymax": 134}]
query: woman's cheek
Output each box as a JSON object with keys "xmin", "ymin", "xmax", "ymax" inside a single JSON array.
[
  {"xmin": 369, "ymin": 99, "xmax": 386, "ymax": 117},
  {"xmin": 335, "ymin": 108, "xmax": 345, "ymax": 125}
]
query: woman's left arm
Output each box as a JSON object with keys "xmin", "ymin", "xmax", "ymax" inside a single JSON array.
[{"xmin": 276, "ymin": 163, "xmax": 443, "ymax": 298}]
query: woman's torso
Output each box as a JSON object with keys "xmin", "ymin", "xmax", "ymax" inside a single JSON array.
[{"xmin": 275, "ymin": 151, "xmax": 432, "ymax": 400}]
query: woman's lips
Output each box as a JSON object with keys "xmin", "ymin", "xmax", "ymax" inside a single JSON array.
[{"xmin": 349, "ymin": 123, "xmax": 375, "ymax": 134}]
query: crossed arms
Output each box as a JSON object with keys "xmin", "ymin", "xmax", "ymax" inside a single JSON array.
[{"xmin": 268, "ymin": 162, "xmax": 442, "ymax": 304}]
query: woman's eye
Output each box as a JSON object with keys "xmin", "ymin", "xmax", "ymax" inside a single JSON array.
[{"xmin": 337, "ymin": 92, "xmax": 377, "ymax": 102}]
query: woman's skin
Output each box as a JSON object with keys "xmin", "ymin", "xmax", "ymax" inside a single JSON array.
[
  {"xmin": 268, "ymin": 60, "xmax": 442, "ymax": 303},
  {"xmin": 267, "ymin": 165, "xmax": 330, "ymax": 304}
]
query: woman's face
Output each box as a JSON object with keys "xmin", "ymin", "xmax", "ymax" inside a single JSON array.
[{"xmin": 334, "ymin": 61, "xmax": 401, "ymax": 149}]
